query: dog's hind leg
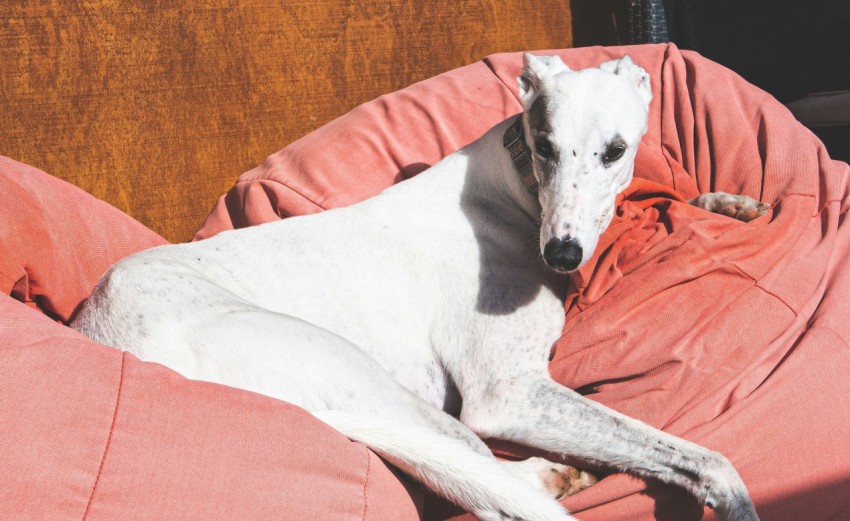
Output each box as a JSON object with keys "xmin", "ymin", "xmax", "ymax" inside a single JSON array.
[
  {"xmin": 314, "ymin": 410, "xmax": 577, "ymax": 521},
  {"xmin": 122, "ymin": 294, "xmax": 575, "ymax": 521},
  {"xmin": 689, "ymin": 192, "xmax": 770, "ymax": 222},
  {"xmin": 301, "ymin": 354, "xmax": 579, "ymax": 520},
  {"xmin": 80, "ymin": 264, "xmax": 576, "ymax": 520},
  {"xmin": 386, "ymin": 393, "xmax": 596, "ymax": 500}
]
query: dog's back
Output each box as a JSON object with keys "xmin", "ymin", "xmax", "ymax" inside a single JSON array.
[{"xmin": 72, "ymin": 124, "xmax": 562, "ymax": 411}]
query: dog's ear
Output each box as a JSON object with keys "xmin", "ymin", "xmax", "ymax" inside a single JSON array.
[
  {"xmin": 599, "ymin": 55, "xmax": 652, "ymax": 107},
  {"xmin": 518, "ymin": 53, "xmax": 571, "ymax": 107}
]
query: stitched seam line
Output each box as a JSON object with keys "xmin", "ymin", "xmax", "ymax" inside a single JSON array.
[
  {"xmin": 361, "ymin": 449, "xmax": 372, "ymax": 521},
  {"xmin": 82, "ymin": 352, "xmax": 126, "ymax": 520},
  {"xmin": 754, "ymin": 282, "xmax": 797, "ymax": 316}
]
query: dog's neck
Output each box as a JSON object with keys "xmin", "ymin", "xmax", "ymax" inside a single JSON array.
[{"xmin": 454, "ymin": 116, "xmax": 544, "ymax": 230}]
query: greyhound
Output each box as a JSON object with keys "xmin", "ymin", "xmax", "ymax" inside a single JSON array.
[{"xmin": 73, "ymin": 54, "xmax": 766, "ymax": 521}]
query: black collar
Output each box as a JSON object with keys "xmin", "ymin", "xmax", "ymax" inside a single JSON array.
[{"xmin": 502, "ymin": 115, "xmax": 539, "ymax": 195}]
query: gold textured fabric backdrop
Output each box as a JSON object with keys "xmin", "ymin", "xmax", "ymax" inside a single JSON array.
[{"xmin": 0, "ymin": 1, "xmax": 573, "ymax": 242}]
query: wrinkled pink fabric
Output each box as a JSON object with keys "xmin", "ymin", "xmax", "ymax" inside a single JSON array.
[
  {"xmin": 0, "ymin": 155, "xmax": 167, "ymax": 320},
  {"xmin": 197, "ymin": 44, "xmax": 850, "ymax": 521}
]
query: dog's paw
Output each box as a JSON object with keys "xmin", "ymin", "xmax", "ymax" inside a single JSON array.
[
  {"xmin": 542, "ymin": 463, "xmax": 598, "ymax": 499},
  {"xmin": 689, "ymin": 192, "xmax": 770, "ymax": 222},
  {"xmin": 501, "ymin": 456, "xmax": 598, "ymax": 500}
]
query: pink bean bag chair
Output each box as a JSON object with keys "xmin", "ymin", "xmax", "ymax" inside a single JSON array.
[
  {"xmin": 0, "ymin": 156, "xmax": 421, "ymax": 519},
  {"xmin": 2, "ymin": 43, "xmax": 849, "ymax": 520}
]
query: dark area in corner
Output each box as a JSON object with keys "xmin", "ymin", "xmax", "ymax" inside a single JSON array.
[{"xmin": 570, "ymin": 0, "xmax": 850, "ymax": 164}]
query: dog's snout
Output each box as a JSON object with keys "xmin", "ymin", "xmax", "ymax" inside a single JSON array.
[{"xmin": 543, "ymin": 238, "xmax": 583, "ymax": 272}]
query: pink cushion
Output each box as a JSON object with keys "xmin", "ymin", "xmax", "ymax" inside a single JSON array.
[
  {"xmin": 0, "ymin": 156, "xmax": 167, "ymax": 321},
  {"xmin": 197, "ymin": 44, "xmax": 850, "ymax": 521},
  {"xmin": 0, "ymin": 159, "xmax": 419, "ymax": 519},
  {"xmin": 194, "ymin": 60, "xmax": 521, "ymax": 238}
]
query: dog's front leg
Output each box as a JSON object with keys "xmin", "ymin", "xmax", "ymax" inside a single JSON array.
[{"xmin": 462, "ymin": 374, "xmax": 759, "ymax": 521}]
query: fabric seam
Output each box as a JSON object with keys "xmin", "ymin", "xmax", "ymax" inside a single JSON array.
[
  {"xmin": 361, "ymin": 448, "xmax": 372, "ymax": 521},
  {"xmin": 82, "ymin": 352, "xmax": 126, "ymax": 520},
  {"xmin": 753, "ymin": 282, "xmax": 797, "ymax": 316}
]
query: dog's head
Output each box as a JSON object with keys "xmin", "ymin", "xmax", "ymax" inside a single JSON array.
[{"xmin": 518, "ymin": 53, "xmax": 651, "ymax": 273}]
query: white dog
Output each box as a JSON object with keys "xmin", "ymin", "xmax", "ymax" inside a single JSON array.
[{"xmin": 73, "ymin": 54, "xmax": 765, "ymax": 521}]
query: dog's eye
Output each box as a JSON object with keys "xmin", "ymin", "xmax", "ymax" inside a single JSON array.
[
  {"xmin": 603, "ymin": 143, "xmax": 626, "ymax": 164},
  {"xmin": 534, "ymin": 139, "xmax": 554, "ymax": 160}
]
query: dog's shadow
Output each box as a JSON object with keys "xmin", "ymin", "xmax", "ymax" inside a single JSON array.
[
  {"xmin": 449, "ymin": 156, "xmax": 567, "ymax": 317},
  {"xmin": 396, "ymin": 162, "xmax": 431, "ymax": 182}
]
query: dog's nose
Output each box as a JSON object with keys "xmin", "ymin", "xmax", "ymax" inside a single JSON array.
[{"xmin": 543, "ymin": 237, "xmax": 583, "ymax": 272}]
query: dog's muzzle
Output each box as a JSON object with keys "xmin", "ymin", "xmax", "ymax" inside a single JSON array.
[{"xmin": 543, "ymin": 237, "xmax": 583, "ymax": 272}]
